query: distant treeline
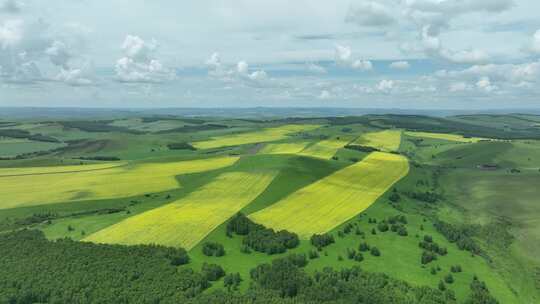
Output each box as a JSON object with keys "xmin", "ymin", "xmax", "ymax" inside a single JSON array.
[
  {"xmin": 167, "ymin": 142, "xmax": 197, "ymax": 151},
  {"xmin": 141, "ymin": 116, "xmax": 207, "ymax": 124},
  {"xmin": 0, "ymin": 230, "xmax": 499, "ymax": 303},
  {"xmin": 76, "ymin": 156, "xmax": 121, "ymax": 161},
  {"xmin": 59, "ymin": 120, "xmax": 143, "ymax": 134},
  {"xmin": 0, "ymin": 129, "xmax": 59, "ymax": 143},
  {"xmin": 157, "ymin": 123, "xmax": 228, "ymax": 134}
]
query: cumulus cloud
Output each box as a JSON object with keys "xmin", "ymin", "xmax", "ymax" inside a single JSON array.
[
  {"xmin": 306, "ymin": 62, "xmax": 327, "ymax": 74},
  {"xmin": 440, "ymin": 48, "xmax": 489, "ymax": 64},
  {"xmin": 45, "ymin": 40, "xmax": 71, "ymax": 68},
  {"xmin": 449, "ymin": 82, "xmax": 469, "ymax": 92},
  {"xmin": 405, "ymin": 0, "xmax": 515, "ymax": 16},
  {"xmin": 318, "ymin": 90, "xmax": 331, "ymax": 99},
  {"xmin": 476, "ymin": 77, "xmax": 498, "ymax": 92},
  {"xmin": 376, "ymin": 79, "xmax": 394, "ymax": 92},
  {"xmin": 345, "ymin": 1, "xmax": 395, "ymax": 27},
  {"xmin": 530, "ymin": 29, "xmax": 540, "ymax": 55},
  {"xmin": 115, "ymin": 35, "xmax": 173, "ymax": 83},
  {"xmin": 335, "ymin": 45, "xmax": 372, "ymax": 71},
  {"xmin": 0, "ymin": 19, "xmax": 23, "ymax": 49},
  {"xmin": 54, "ymin": 67, "xmax": 92, "ymax": 86},
  {"xmin": 389, "ymin": 61, "xmax": 410, "ymax": 70},
  {"xmin": 205, "ymin": 52, "xmax": 269, "ymax": 85},
  {"xmin": 0, "ymin": 17, "xmax": 93, "ymax": 86}
]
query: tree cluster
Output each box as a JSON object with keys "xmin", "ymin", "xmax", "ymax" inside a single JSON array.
[
  {"xmin": 433, "ymin": 220, "xmax": 482, "ymax": 255},
  {"xmin": 227, "ymin": 213, "xmax": 299, "ymax": 255},
  {"xmin": 202, "ymin": 242, "xmax": 225, "ymax": 257},
  {"xmin": 310, "ymin": 233, "xmax": 335, "ymax": 250}
]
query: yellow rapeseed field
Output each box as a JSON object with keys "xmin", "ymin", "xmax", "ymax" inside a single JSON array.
[
  {"xmin": 298, "ymin": 138, "xmax": 350, "ymax": 159},
  {"xmin": 0, "ymin": 157, "xmax": 238, "ymax": 209},
  {"xmin": 84, "ymin": 171, "xmax": 275, "ymax": 249},
  {"xmin": 0, "ymin": 162, "xmax": 124, "ymax": 176},
  {"xmin": 249, "ymin": 152, "xmax": 409, "ymax": 238},
  {"xmin": 259, "ymin": 142, "xmax": 310, "ymax": 155},
  {"xmin": 405, "ymin": 131, "xmax": 483, "ymax": 143},
  {"xmin": 192, "ymin": 124, "xmax": 319, "ymax": 149},
  {"xmin": 355, "ymin": 130, "xmax": 402, "ymax": 152}
]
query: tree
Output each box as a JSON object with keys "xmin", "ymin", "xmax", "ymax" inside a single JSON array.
[
  {"xmin": 370, "ymin": 247, "xmax": 381, "ymax": 257},
  {"xmin": 377, "ymin": 222, "xmax": 389, "ymax": 232},
  {"xmin": 202, "ymin": 263, "xmax": 226, "ymax": 281},
  {"xmin": 358, "ymin": 242, "xmax": 370, "ymax": 252},
  {"xmin": 438, "ymin": 280, "xmax": 446, "ymax": 291},
  {"xmin": 202, "ymin": 242, "xmax": 225, "ymax": 257},
  {"xmin": 444, "ymin": 274, "xmax": 454, "ymax": 284}
]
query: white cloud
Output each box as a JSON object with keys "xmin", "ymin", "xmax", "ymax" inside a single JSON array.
[
  {"xmin": 306, "ymin": 62, "xmax": 326, "ymax": 74},
  {"xmin": 345, "ymin": 1, "xmax": 395, "ymax": 27},
  {"xmin": 318, "ymin": 89, "xmax": 331, "ymax": 99},
  {"xmin": 205, "ymin": 52, "xmax": 221, "ymax": 70},
  {"xmin": 476, "ymin": 77, "xmax": 498, "ymax": 92},
  {"xmin": 530, "ymin": 29, "xmax": 540, "ymax": 55},
  {"xmin": 351, "ymin": 59, "xmax": 373, "ymax": 70},
  {"xmin": 449, "ymin": 82, "xmax": 469, "ymax": 92},
  {"xmin": 0, "ymin": 19, "xmax": 23, "ymax": 48},
  {"xmin": 121, "ymin": 35, "xmax": 157, "ymax": 62},
  {"xmin": 377, "ymin": 79, "xmax": 394, "ymax": 92},
  {"xmin": 389, "ymin": 61, "xmax": 410, "ymax": 70},
  {"xmin": 115, "ymin": 35, "xmax": 172, "ymax": 83},
  {"xmin": 45, "ymin": 40, "xmax": 70, "ymax": 68},
  {"xmin": 436, "ymin": 61, "xmax": 540, "ymax": 84},
  {"xmin": 335, "ymin": 45, "xmax": 372, "ymax": 71},
  {"xmin": 440, "ymin": 48, "xmax": 489, "ymax": 64},
  {"xmin": 54, "ymin": 67, "xmax": 92, "ymax": 86},
  {"xmin": 236, "ymin": 60, "xmax": 249, "ymax": 74}
]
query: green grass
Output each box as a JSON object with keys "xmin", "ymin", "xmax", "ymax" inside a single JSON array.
[{"xmin": 0, "ymin": 138, "xmax": 66, "ymax": 157}]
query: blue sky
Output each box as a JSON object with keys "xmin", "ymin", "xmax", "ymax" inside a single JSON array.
[{"xmin": 1, "ymin": 0, "xmax": 539, "ymax": 109}]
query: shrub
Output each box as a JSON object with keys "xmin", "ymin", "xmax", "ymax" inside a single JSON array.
[
  {"xmin": 202, "ymin": 242, "xmax": 225, "ymax": 257},
  {"xmin": 310, "ymin": 233, "xmax": 335, "ymax": 250},
  {"xmin": 358, "ymin": 242, "xmax": 370, "ymax": 252},
  {"xmin": 202, "ymin": 263, "xmax": 225, "ymax": 281}
]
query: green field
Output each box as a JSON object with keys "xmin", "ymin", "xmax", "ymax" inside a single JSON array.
[
  {"xmin": 0, "ymin": 157, "xmax": 238, "ymax": 209},
  {"xmin": 249, "ymin": 152, "xmax": 409, "ymax": 238},
  {"xmin": 85, "ymin": 171, "xmax": 275, "ymax": 249},
  {"xmin": 192, "ymin": 124, "xmax": 319, "ymax": 149},
  {"xmin": 354, "ymin": 129, "xmax": 402, "ymax": 151},
  {"xmin": 1, "ymin": 114, "xmax": 540, "ymax": 303}
]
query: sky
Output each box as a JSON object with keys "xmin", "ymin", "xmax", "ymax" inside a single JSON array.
[{"xmin": 0, "ymin": 0, "xmax": 539, "ymax": 109}]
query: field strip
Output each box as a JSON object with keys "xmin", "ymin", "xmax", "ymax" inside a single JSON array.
[
  {"xmin": 0, "ymin": 162, "xmax": 127, "ymax": 177},
  {"xmin": 249, "ymin": 152, "xmax": 409, "ymax": 238},
  {"xmin": 0, "ymin": 157, "xmax": 239, "ymax": 209},
  {"xmin": 298, "ymin": 139, "xmax": 349, "ymax": 159},
  {"xmin": 84, "ymin": 171, "xmax": 276, "ymax": 249},
  {"xmin": 192, "ymin": 124, "xmax": 319, "ymax": 149},
  {"xmin": 405, "ymin": 131, "xmax": 483, "ymax": 143},
  {"xmin": 259, "ymin": 142, "xmax": 310, "ymax": 155},
  {"xmin": 354, "ymin": 130, "xmax": 402, "ymax": 152}
]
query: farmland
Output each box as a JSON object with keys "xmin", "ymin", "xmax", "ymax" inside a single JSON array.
[
  {"xmin": 85, "ymin": 171, "xmax": 275, "ymax": 249},
  {"xmin": 192, "ymin": 124, "xmax": 319, "ymax": 149},
  {"xmin": 354, "ymin": 129, "xmax": 402, "ymax": 151},
  {"xmin": 0, "ymin": 157, "xmax": 238, "ymax": 209},
  {"xmin": 249, "ymin": 152, "xmax": 409, "ymax": 238},
  {"xmin": 1, "ymin": 113, "xmax": 540, "ymax": 303}
]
